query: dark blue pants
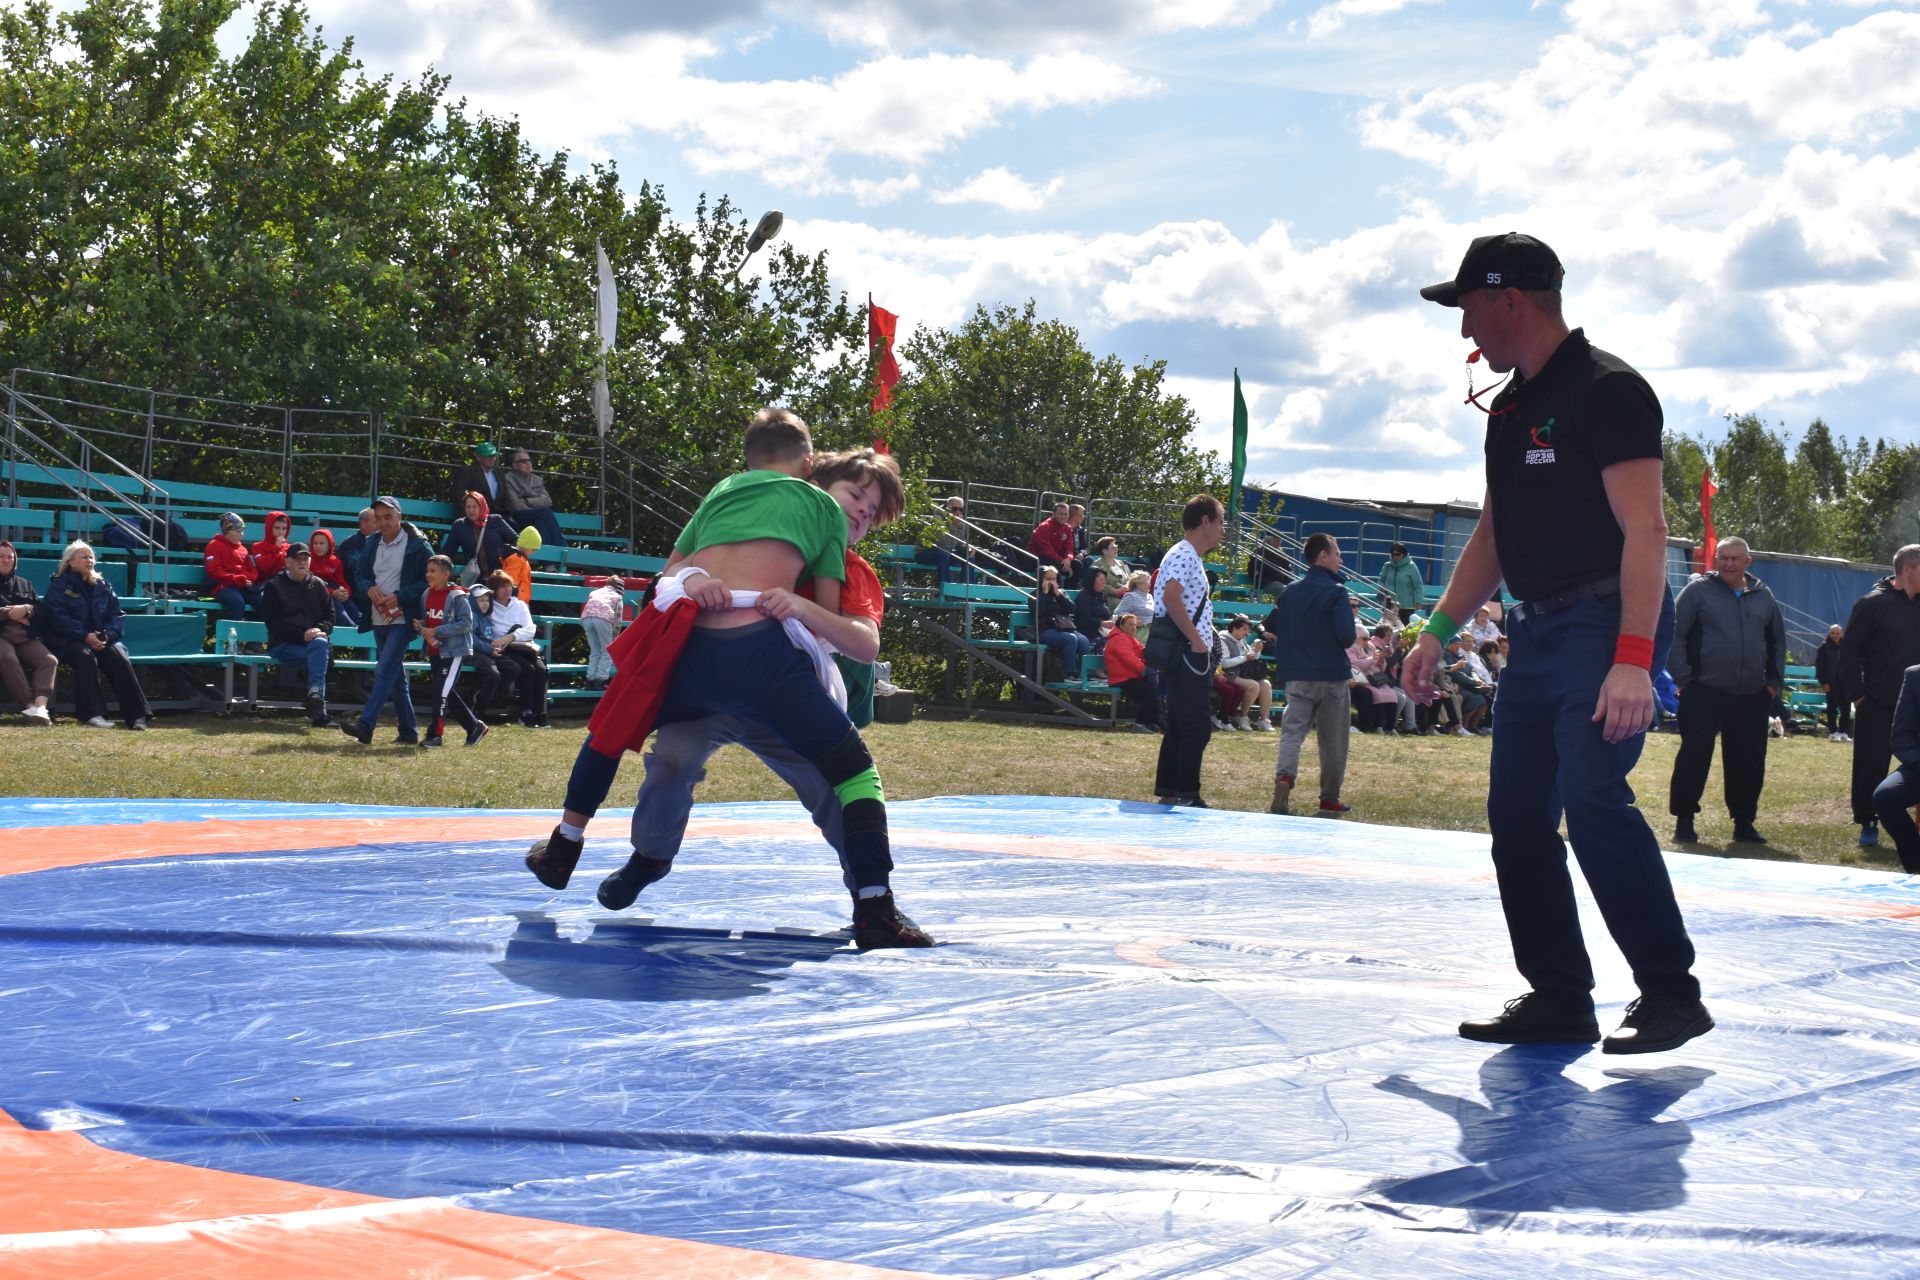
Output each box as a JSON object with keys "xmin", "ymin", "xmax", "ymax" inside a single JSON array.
[
  {"xmin": 268, "ymin": 637, "xmax": 330, "ymax": 689},
  {"xmin": 1487, "ymin": 587, "xmax": 1699, "ymax": 1005},
  {"xmin": 212, "ymin": 586, "xmax": 262, "ymax": 620},
  {"xmin": 357, "ymin": 624, "xmax": 417, "ymax": 739},
  {"xmin": 1153, "ymin": 651, "xmax": 1212, "ymax": 799},
  {"xmin": 1872, "ymin": 764, "xmax": 1920, "ymax": 873}
]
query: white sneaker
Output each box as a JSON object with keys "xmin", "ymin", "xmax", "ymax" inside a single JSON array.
[
  {"xmin": 1829, "ymin": 731, "xmax": 1843, "ymax": 742},
  {"xmin": 1252, "ymin": 718, "xmax": 1274, "ymax": 732},
  {"xmin": 83, "ymin": 715, "xmax": 113, "ymax": 729},
  {"xmin": 1233, "ymin": 715, "xmax": 1253, "ymax": 731},
  {"xmin": 1212, "ymin": 717, "xmax": 1235, "ymax": 731},
  {"xmin": 1842, "ymin": 733, "xmax": 1853, "ymax": 742},
  {"xmin": 21, "ymin": 705, "xmax": 51, "ymax": 725}
]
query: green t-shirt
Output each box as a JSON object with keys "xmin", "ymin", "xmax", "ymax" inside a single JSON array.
[{"xmin": 673, "ymin": 470, "xmax": 847, "ymax": 584}]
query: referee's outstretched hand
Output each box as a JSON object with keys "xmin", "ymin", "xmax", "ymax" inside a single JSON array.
[
  {"xmin": 1402, "ymin": 633, "xmax": 1442, "ymax": 703},
  {"xmin": 1592, "ymin": 663, "xmax": 1655, "ymax": 743}
]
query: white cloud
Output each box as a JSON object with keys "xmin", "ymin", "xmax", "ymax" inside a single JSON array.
[
  {"xmin": 931, "ymin": 167, "xmax": 1065, "ymax": 212},
  {"xmin": 1562, "ymin": 0, "xmax": 1769, "ymax": 47},
  {"xmin": 1306, "ymin": 0, "xmax": 1441, "ymax": 39},
  {"xmin": 303, "ymin": 2, "xmax": 1158, "ymax": 196},
  {"xmin": 810, "ymin": 0, "xmax": 1281, "ymax": 50}
]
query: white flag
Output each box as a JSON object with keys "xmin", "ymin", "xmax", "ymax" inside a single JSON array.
[{"xmin": 593, "ymin": 239, "xmax": 618, "ymax": 437}]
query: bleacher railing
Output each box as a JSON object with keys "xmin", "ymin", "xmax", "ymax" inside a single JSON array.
[{"xmin": 1, "ymin": 383, "xmax": 172, "ymax": 598}]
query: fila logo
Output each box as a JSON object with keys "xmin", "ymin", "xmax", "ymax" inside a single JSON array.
[{"xmin": 1486, "ymin": 271, "xmax": 1503, "ymax": 285}]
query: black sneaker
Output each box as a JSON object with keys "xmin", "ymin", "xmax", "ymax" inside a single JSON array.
[
  {"xmin": 596, "ymin": 856, "xmax": 673, "ymax": 910},
  {"xmin": 526, "ymin": 826, "xmax": 584, "ymax": 890},
  {"xmin": 310, "ymin": 714, "xmax": 336, "ymax": 729},
  {"xmin": 1174, "ymin": 795, "xmax": 1210, "ymax": 808},
  {"xmin": 465, "ymin": 722, "xmax": 490, "ymax": 747},
  {"xmin": 851, "ymin": 892, "xmax": 935, "ymax": 951},
  {"xmin": 1458, "ymin": 991, "xmax": 1601, "ymax": 1044},
  {"xmin": 340, "ymin": 719, "xmax": 374, "ymax": 746},
  {"xmin": 1674, "ymin": 818, "xmax": 1698, "ymax": 843},
  {"xmin": 1731, "ymin": 824, "xmax": 1767, "ymax": 844},
  {"xmin": 1602, "ymin": 994, "xmax": 1714, "ymax": 1054},
  {"xmin": 395, "ymin": 733, "xmax": 420, "ymax": 746},
  {"xmin": 304, "ymin": 688, "xmax": 326, "ymax": 715}
]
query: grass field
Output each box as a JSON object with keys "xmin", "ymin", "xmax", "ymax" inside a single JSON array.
[{"xmin": 6, "ymin": 709, "xmax": 1898, "ymax": 873}]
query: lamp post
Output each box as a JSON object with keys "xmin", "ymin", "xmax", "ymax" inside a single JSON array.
[{"xmin": 732, "ymin": 210, "xmax": 784, "ymax": 278}]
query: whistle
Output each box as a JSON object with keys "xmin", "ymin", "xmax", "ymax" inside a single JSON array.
[{"xmin": 1467, "ymin": 348, "xmax": 1482, "ymax": 364}]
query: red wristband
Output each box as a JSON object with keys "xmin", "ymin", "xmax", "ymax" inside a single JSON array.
[{"xmin": 1613, "ymin": 634, "xmax": 1655, "ymax": 670}]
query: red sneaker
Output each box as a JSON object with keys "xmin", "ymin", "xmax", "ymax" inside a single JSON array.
[{"xmin": 1317, "ymin": 799, "xmax": 1352, "ymax": 815}]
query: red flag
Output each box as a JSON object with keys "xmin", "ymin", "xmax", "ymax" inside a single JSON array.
[
  {"xmin": 868, "ymin": 296, "xmax": 900, "ymax": 452},
  {"xmin": 1699, "ymin": 467, "xmax": 1718, "ymax": 570}
]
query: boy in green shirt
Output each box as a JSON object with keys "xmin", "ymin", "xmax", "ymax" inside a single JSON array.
[{"xmin": 527, "ymin": 409, "xmax": 931, "ymax": 950}]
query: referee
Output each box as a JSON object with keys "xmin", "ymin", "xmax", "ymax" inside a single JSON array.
[{"xmin": 1404, "ymin": 233, "xmax": 1711, "ymax": 1055}]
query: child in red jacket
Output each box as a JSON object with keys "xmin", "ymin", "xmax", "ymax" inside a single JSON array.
[{"xmin": 204, "ymin": 512, "xmax": 262, "ymax": 620}]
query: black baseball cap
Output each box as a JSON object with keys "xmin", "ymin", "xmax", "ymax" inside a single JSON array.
[{"xmin": 1420, "ymin": 233, "xmax": 1564, "ymax": 307}]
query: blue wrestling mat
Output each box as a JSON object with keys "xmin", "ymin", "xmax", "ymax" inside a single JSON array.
[{"xmin": 2, "ymin": 795, "xmax": 1919, "ymax": 1278}]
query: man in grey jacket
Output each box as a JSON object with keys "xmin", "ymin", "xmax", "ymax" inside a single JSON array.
[{"xmin": 1666, "ymin": 537, "xmax": 1784, "ymax": 844}]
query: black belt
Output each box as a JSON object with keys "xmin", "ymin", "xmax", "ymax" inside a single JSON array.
[{"xmin": 1517, "ymin": 575, "xmax": 1621, "ymax": 618}]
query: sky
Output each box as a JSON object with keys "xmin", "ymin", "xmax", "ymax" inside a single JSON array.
[{"xmin": 218, "ymin": 0, "xmax": 1920, "ymax": 503}]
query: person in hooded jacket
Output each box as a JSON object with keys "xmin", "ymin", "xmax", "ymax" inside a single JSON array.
[
  {"xmin": 251, "ymin": 511, "xmax": 294, "ymax": 580},
  {"xmin": 42, "ymin": 540, "xmax": 150, "ymax": 730},
  {"xmin": 1074, "ymin": 567, "xmax": 1114, "ymax": 654},
  {"xmin": 0, "ymin": 539, "xmax": 57, "ymax": 724},
  {"xmin": 443, "ymin": 492, "xmax": 512, "ymax": 585},
  {"xmin": 415, "ymin": 554, "xmax": 487, "ymax": 748},
  {"xmin": 307, "ymin": 528, "xmax": 363, "ymax": 629},
  {"xmin": 203, "ymin": 512, "xmax": 262, "ymax": 619}
]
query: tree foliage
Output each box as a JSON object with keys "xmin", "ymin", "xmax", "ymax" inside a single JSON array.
[
  {"xmin": 892, "ymin": 301, "xmax": 1226, "ymax": 511},
  {"xmin": 1663, "ymin": 413, "xmax": 1918, "ymax": 566},
  {"xmin": 0, "ymin": 0, "xmax": 870, "ymax": 494}
]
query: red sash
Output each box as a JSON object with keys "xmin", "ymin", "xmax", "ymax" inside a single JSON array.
[{"xmin": 584, "ymin": 597, "xmax": 698, "ymax": 758}]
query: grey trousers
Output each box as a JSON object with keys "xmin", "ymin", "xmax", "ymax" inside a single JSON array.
[{"xmin": 1275, "ymin": 678, "xmax": 1351, "ymax": 801}]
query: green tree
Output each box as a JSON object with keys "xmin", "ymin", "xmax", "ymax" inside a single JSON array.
[
  {"xmin": 893, "ymin": 300, "xmax": 1224, "ymax": 507},
  {"xmin": 1661, "ymin": 431, "xmax": 1710, "ymax": 543},
  {"xmin": 1830, "ymin": 440, "xmax": 1920, "ymax": 564},
  {"xmin": 1707, "ymin": 414, "xmax": 1822, "ymax": 555},
  {"xmin": 0, "ymin": 0, "xmax": 870, "ymax": 525}
]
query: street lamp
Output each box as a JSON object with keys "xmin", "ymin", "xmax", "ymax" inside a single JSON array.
[{"xmin": 732, "ymin": 209, "xmax": 784, "ymax": 277}]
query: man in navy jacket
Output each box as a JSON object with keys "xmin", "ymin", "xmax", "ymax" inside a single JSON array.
[{"xmin": 1268, "ymin": 532, "xmax": 1356, "ymax": 816}]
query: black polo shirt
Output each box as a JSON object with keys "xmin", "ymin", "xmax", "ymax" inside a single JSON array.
[{"xmin": 1484, "ymin": 329, "xmax": 1662, "ymax": 603}]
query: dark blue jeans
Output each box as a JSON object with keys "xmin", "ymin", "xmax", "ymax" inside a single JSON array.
[
  {"xmin": 1487, "ymin": 587, "xmax": 1699, "ymax": 1004},
  {"xmin": 1872, "ymin": 764, "xmax": 1920, "ymax": 873},
  {"xmin": 212, "ymin": 586, "xmax": 262, "ymax": 620},
  {"xmin": 507, "ymin": 507, "xmax": 567, "ymax": 547},
  {"xmin": 268, "ymin": 637, "xmax": 330, "ymax": 688},
  {"xmin": 357, "ymin": 624, "xmax": 418, "ymax": 739}
]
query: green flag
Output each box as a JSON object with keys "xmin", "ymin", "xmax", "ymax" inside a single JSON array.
[{"xmin": 1229, "ymin": 369, "xmax": 1249, "ymax": 520}]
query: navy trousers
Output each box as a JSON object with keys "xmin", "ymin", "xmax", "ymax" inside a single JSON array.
[{"xmin": 1487, "ymin": 587, "xmax": 1700, "ymax": 1005}]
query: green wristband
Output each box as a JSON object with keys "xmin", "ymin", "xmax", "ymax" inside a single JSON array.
[{"xmin": 1422, "ymin": 608, "xmax": 1461, "ymax": 647}]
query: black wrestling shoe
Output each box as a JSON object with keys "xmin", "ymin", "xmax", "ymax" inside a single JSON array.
[
  {"xmin": 1731, "ymin": 823, "xmax": 1767, "ymax": 845},
  {"xmin": 1674, "ymin": 818, "xmax": 1698, "ymax": 844},
  {"xmin": 465, "ymin": 722, "xmax": 490, "ymax": 747},
  {"xmin": 1602, "ymin": 995, "xmax": 1714, "ymax": 1055},
  {"xmin": 421, "ymin": 734, "xmax": 444, "ymax": 749},
  {"xmin": 852, "ymin": 892, "xmax": 935, "ymax": 951},
  {"xmin": 1458, "ymin": 992, "xmax": 1601, "ymax": 1045},
  {"xmin": 339, "ymin": 719, "xmax": 373, "ymax": 746},
  {"xmin": 596, "ymin": 856, "xmax": 673, "ymax": 911},
  {"xmin": 526, "ymin": 826, "xmax": 584, "ymax": 890}
]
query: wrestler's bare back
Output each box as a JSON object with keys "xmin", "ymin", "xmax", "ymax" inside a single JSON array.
[{"xmin": 677, "ymin": 538, "xmax": 833, "ymax": 629}]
